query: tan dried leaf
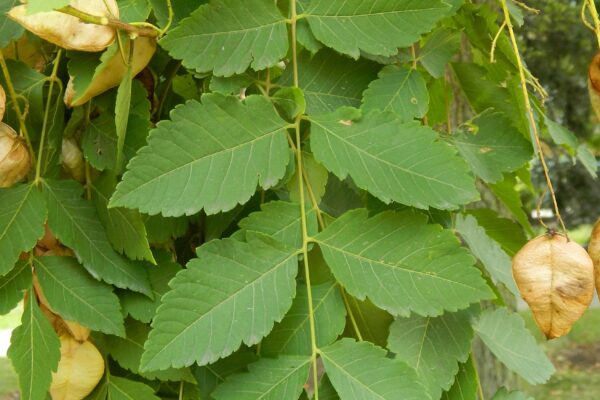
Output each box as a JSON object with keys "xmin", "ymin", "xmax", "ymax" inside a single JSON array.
[
  {"xmin": 8, "ymin": 0, "xmax": 119, "ymax": 52},
  {"xmin": 512, "ymin": 234, "xmax": 594, "ymax": 339},
  {"xmin": 0, "ymin": 122, "xmax": 31, "ymax": 187},
  {"xmin": 61, "ymin": 138, "xmax": 85, "ymax": 182},
  {"xmin": 64, "ymin": 36, "xmax": 157, "ymax": 107},
  {"xmin": 50, "ymin": 336, "xmax": 104, "ymax": 400}
]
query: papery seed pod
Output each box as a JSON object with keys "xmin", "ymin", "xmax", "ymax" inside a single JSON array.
[
  {"xmin": 587, "ymin": 219, "xmax": 600, "ymax": 299},
  {"xmin": 8, "ymin": 0, "xmax": 119, "ymax": 52},
  {"xmin": 589, "ymin": 52, "xmax": 600, "ymax": 121},
  {"xmin": 64, "ymin": 36, "xmax": 157, "ymax": 107},
  {"xmin": 63, "ymin": 320, "xmax": 91, "ymax": 342},
  {"xmin": 0, "ymin": 84, "xmax": 5, "ymax": 121},
  {"xmin": 61, "ymin": 138, "xmax": 85, "ymax": 182},
  {"xmin": 50, "ymin": 336, "xmax": 104, "ymax": 400},
  {"xmin": 0, "ymin": 122, "xmax": 31, "ymax": 187},
  {"xmin": 2, "ymin": 35, "xmax": 52, "ymax": 72},
  {"xmin": 512, "ymin": 233, "xmax": 594, "ymax": 339}
]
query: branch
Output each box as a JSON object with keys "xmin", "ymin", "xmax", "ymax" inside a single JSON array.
[{"xmin": 58, "ymin": 5, "xmax": 159, "ymax": 38}]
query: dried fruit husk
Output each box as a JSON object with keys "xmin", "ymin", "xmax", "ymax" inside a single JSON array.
[
  {"xmin": 0, "ymin": 122, "xmax": 31, "ymax": 187},
  {"xmin": 8, "ymin": 0, "xmax": 118, "ymax": 52},
  {"xmin": 64, "ymin": 36, "xmax": 157, "ymax": 107},
  {"xmin": 38, "ymin": 224, "xmax": 60, "ymax": 251},
  {"xmin": 586, "ymin": 219, "xmax": 600, "ymax": 299},
  {"xmin": 33, "ymin": 275, "xmax": 91, "ymax": 341},
  {"xmin": 0, "ymin": 84, "xmax": 5, "ymax": 121},
  {"xmin": 589, "ymin": 52, "xmax": 600, "ymax": 121},
  {"xmin": 512, "ymin": 233, "xmax": 594, "ymax": 339},
  {"xmin": 50, "ymin": 336, "xmax": 104, "ymax": 400},
  {"xmin": 61, "ymin": 138, "xmax": 85, "ymax": 182},
  {"xmin": 2, "ymin": 34, "xmax": 52, "ymax": 72}
]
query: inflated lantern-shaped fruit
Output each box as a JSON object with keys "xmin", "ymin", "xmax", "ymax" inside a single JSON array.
[
  {"xmin": 61, "ymin": 138, "xmax": 85, "ymax": 182},
  {"xmin": 50, "ymin": 336, "xmax": 104, "ymax": 400},
  {"xmin": 512, "ymin": 232, "xmax": 594, "ymax": 339},
  {"xmin": 64, "ymin": 36, "xmax": 157, "ymax": 107},
  {"xmin": 588, "ymin": 52, "xmax": 600, "ymax": 121},
  {"xmin": 0, "ymin": 84, "xmax": 5, "ymax": 121},
  {"xmin": 8, "ymin": 0, "xmax": 119, "ymax": 52},
  {"xmin": 0, "ymin": 122, "xmax": 31, "ymax": 187},
  {"xmin": 586, "ymin": 219, "xmax": 600, "ymax": 299}
]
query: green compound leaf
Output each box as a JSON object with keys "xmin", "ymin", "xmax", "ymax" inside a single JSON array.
[
  {"xmin": 24, "ymin": 0, "xmax": 69, "ymax": 14},
  {"xmin": 455, "ymin": 214, "xmax": 518, "ymax": 296},
  {"xmin": 34, "ymin": 256, "xmax": 124, "ymax": 337},
  {"xmin": 315, "ymin": 209, "xmax": 494, "ymax": 317},
  {"xmin": 310, "ymin": 109, "xmax": 479, "ymax": 210},
  {"xmin": 279, "ymin": 50, "xmax": 379, "ymax": 115},
  {"xmin": 441, "ymin": 357, "xmax": 477, "ymax": 400},
  {"xmin": 320, "ymin": 338, "xmax": 431, "ymax": 400},
  {"xmin": 305, "ymin": 0, "xmax": 450, "ymax": 58},
  {"xmin": 212, "ymin": 356, "xmax": 311, "ymax": 400},
  {"xmin": 473, "ymin": 307, "xmax": 555, "ymax": 384},
  {"xmin": 262, "ymin": 281, "xmax": 346, "ymax": 356},
  {"xmin": 43, "ymin": 179, "xmax": 152, "ymax": 296},
  {"xmin": 388, "ymin": 310, "xmax": 474, "ymax": 398},
  {"xmin": 92, "ymin": 172, "xmax": 154, "ymax": 263},
  {"xmin": 0, "ymin": 184, "xmax": 46, "ymax": 276},
  {"xmin": 418, "ymin": 29, "xmax": 462, "ymax": 78},
  {"xmin": 492, "ymin": 388, "xmax": 534, "ymax": 400},
  {"xmin": 107, "ymin": 376, "xmax": 160, "ymax": 400},
  {"xmin": 119, "ymin": 250, "xmax": 182, "ymax": 323},
  {"xmin": 141, "ymin": 235, "xmax": 298, "ymax": 371},
  {"xmin": 452, "ymin": 111, "xmax": 533, "ymax": 183},
  {"xmin": 111, "ymin": 94, "xmax": 290, "ymax": 217},
  {"xmin": 0, "ymin": 260, "xmax": 32, "ymax": 314},
  {"xmin": 238, "ymin": 201, "xmax": 317, "ymax": 250},
  {"xmin": 160, "ymin": 0, "xmax": 288, "ymax": 77},
  {"xmin": 8, "ymin": 292, "xmax": 60, "ymax": 400},
  {"xmin": 106, "ymin": 318, "xmax": 195, "ymax": 382},
  {"xmin": 0, "ymin": 0, "xmax": 24, "ymax": 48},
  {"xmin": 362, "ymin": 65, "xmax": 429, "ymax": 122}
]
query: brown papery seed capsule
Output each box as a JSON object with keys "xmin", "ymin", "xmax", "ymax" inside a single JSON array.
[
  {"xmin": 0, "ymin": 84, "xmax": 5, "ymax": 121},
  {"xmin": 512, "ymin": 233, "xmax": 594, "ymax": 339},
  {"xmin": 0, "ymin": 122, "xmax": 31, "ymax": 187},
  {"xmin": 50, "ymin": 336, "xmax": 104, "ymax": 400},
  {"xmin": 589, "ymin": 52, "xmax": 600, "ymax": 121}
]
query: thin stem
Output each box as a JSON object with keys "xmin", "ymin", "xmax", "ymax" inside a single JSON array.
[
  {"xmin": 286, "ymin": 134, "xmax": 363, "ymax": 341},
  {"xmin": 586, "ymin": 0, "xmax": 600, "ymax": 49},
  {"xmin": 35, "ymin": 50, "xmax": 63, "ymax": 185},
  {"xmin": 410, "ymin": 45, "xmax": 418, "ymax": 69},
  {"xmin": 489, "ymin": 20, "xmax": 506, "ymax": 63},
  {"xmin": 500, "ymin": 0, "xmax": 568, "ymax": 238},
  {"xmin": 290, "ymin": 1, "xmax": 319, "ymax": 398},
  {"xmin": 0, "ymin": 52, "xmax": 35, "ymax": 164},
  {"xmin": 470, "ymin": 353, "xmax": 485, "ymax": 400},
  {"xmin": 58, "ymin": 5, "xmax": 159, "ymax": 37},
  {"xmin": 178, "ymin": 381, "xmax": 184, "ymax": 400},
  {"xmin": 84, "ymin": 161, "xmax": 92, "ymax": 200},
  {"xmin": 162, "ymin": 0, "xmax": 175, "ymax": 35},
  {"xmin": 340, "ymin": 287, "xmax": 363, "ymax": 341}
]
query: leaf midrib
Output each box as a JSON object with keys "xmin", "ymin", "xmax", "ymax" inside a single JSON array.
[
  {"xmin": 144, "ymin": 249, "xmax": 297, "ymax": 368},
  {"xmin": 311, "ymin": 119, "xmax": 473, "ymax": 195}
]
